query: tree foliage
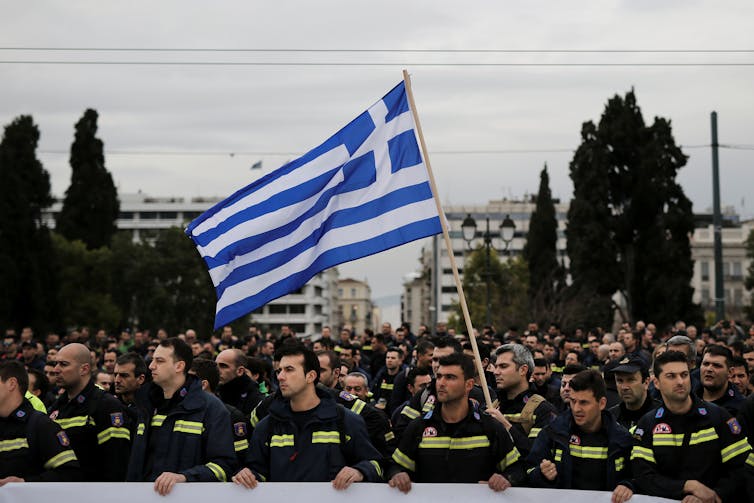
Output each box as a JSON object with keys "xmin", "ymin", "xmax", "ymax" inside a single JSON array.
[
  {"xmin": 523, "ymin": 165, "xmax": 566, "ymax": 325},
  {"xmin": 0, "ymin": 115, "xmax": 58, "ymax": 330},
  {"xmin": 57, "ymin": 109, "xmax": 119, "ymax": 249},
  {"xmin": 566, "ymin": 90, "xmax": 701, "ymax": 330}
]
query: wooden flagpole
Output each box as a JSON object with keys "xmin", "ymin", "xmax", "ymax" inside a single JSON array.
[{"xmin": 402, "ymin": 69, "xmax": 493, "ymax": 409}]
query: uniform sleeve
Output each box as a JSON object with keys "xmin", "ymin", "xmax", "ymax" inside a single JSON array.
[
  {"xmin": 25, "ymin": 414, "xmax": 81, "ymax": 482},
  {"xmin": 229, "ymin": 408, "xmax": 251, "ymax": 470},
  {"xmin": 630, "ymin": 415, "xmax": 685, "ymax": 499},
  {"xmin": 525, "ymin": 427, "xmax": 558, "ymax": 488},
  {"xmin": 387, "ymin": 418, "xmax": 422, "ymax": 480},
  {"xmin": 244, "ymin": 416, "xmax": 272, "ymax": 481},
  {"xmin": 712, "ymin": 412, "xmax": 753, "ymax": 501},
  {"xmin": 391, "ymin": 392, "xmax": 423, "ymax": 442},
  {"xmin": 358, "ymin": 402, "xmax": 395, "ymax": 460},
  {"xmin": 491, "ymin": 420, "xmax": 525, "ymax": 486},
  {"xmin": 93, "ymin": 395, "xmax": 132, "ymax": 481},
  {"xmin": 342, "ymin": 409, "xmax": 384, "ymax": 482},
  {"xmin": 180, "ymin": 399, "xmax": 237, "ymax": 482}
]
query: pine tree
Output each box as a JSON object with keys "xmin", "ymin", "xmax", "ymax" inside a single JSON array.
[
  {"xmin": 57, "ymin": 109, "xmax": 119, "ymax": 249},
  {"xmin": 0, "ymin": 116, "xmax": 58, "ymax": 330}
]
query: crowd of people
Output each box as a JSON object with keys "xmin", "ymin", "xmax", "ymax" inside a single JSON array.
[{"xmin": 2, "ymin": 319, "xmax": 754, "ymax": 503}]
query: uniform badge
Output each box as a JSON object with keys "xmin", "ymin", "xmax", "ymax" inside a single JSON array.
[
  {"xmin": 633, "ymin": 428, "xmax": 644, "ymax": 441},
  {"xmin": 655, "ymin": 407, "xmax": 665, "ymax": 419},
  {"xmin": 523, "ymin": 395, "xmax": 529, "ymax": 403},
  {"xmin": 653, "ymin": 423, "xmax": 672, "ymax": 434},
  {"xmin": 569, "ymin": 434, "xmax": 581, "ymax": 445},
  {"xmin": 234, "ymin": 422, "xmax": 247, "ymax": 437},
  {"xmin": 339, "ymin": 391, "xmax": 355, "ymax": 401},
  {"xmin": 57, "ymin": 431, "xmax": 71, "ymax": 446},
  {"xmin": 179, "ymin": 387, "xmax": 188, "ymax": 397},
  {"xmin": 728, "ymin": 388, "xmax": 735, "ymax": 397},
  {"xmin": 698, "ymin": 407, "xmax": 708, "ymax": 416},
  {"xmin": 110, "ymin": 412, "xmax": 124, "ymax": 427},
  {"xmin": 49, "ymin": 410, "xmax": 59, "ymax": 420},
  {"xmin": 422, "ymin": 427, "xmax": 438, "ymax": 438},
  {"xmin": 241, "ymin": 392, "xmax": 248, "ymax": 399},
  {"xmin": 426, "ymin": 395, "xmax": 436, "ymax": 405},
  {"xmin": 77, "ymin": 395, "xmax": 86, "ymax": 404},
  {"xmin": 728, "ymin": 418, "xmax": 742, "ymax": 435},
  {"xmin": 16, "ymin": 409, "xmax": 26, "ymax": 418}
]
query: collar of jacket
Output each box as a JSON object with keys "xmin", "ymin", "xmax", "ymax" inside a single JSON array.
[
  {"xmin": 550, "ymin": 409, "xmax": 632, "ymax": 453},
  {"xmin": 219, "ymin": 373, "xmax": 255, "ymax": 399},
  {"xmin": 268, "ymin": 386, "xmax": 338, "ymax": 422}
]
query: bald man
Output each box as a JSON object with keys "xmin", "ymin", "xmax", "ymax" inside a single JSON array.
[
  {"xmin": 216, "ymin": 349, "xmax": 264, "ymax": 415},
  {"xmin": 48, "ymin": 343, "xmax": 131, "ymax": 481}
]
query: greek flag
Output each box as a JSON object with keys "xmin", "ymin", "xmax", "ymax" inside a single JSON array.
[{"xmin": 186, "ymin": 81, "xmax": 442, "ymax": 329}]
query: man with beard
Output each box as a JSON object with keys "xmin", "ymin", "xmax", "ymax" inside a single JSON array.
[
  {"xmin": 215, "ymin": 349, "xmax": 264, "ymax": 416},
  {"xmin": 696, "ymin": 345, "xmax": 744, "ymax": 416}
]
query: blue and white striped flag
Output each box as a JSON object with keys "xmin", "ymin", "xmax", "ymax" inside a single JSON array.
[{"xmin": 186, "ymin": 81, "xmax": 443, "ymax": 329}]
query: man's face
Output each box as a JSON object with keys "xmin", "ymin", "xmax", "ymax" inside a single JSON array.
[
  {"xmin": 339, "ymin": 348, "xmax": 353, "ymax": 365},
  {"xmin": 96, "ymin": 372, "xmax": 114, "ymax": 390},
  {"xmin": 261, "ymin": 342, "xmax": 274, "ymax": 356},
  {"xmin": 312, "ymin": 341, "xmax": 324, "ymax": 352},
  {"xmin": 570, "ymin": 389, "xmax": 605, "ymax": 432},
  {"xmin": 614, "ymin": 371, "xmax": 648, "ymax": 408},
  {"xmin": 276, "ymin": 354, "xmax": 313, "ymax": 399},
  {"xmin": 381, "ymin": 323, "xmax": 392, "ymax": 335},
  {"xmin": 317, "ymin": 354, "xmax": 338, "ymax": 388},
  {"xmin": 215, "ymin": 351, "xmax": 242, "ymax": 385},
  {"xmin": 560, "ymin": 374, "xmax": 576, "ymax": 404},
  {"xmin": 191, "ymin": 342, "xmax": 203, "ymax": 356},
  {"xmin": 343, "ymin": 375, "xmax": 368, "ymax": 401},
  {"xmin": 385, "ymin": 351, "xmax": 402, "ymax": 371},
  {"xmin": 524, "ymin": 336, "xmax": 538, "ymax": 350},
  {"xmin": 416, "ymin": 349, "xmax": 433, "ymax": 368},
  {"xmin": 431, "ymin": 347, "xmax": 455, "ymax": 376},
  {"xmin": 623, "ymin": 334, "xmax": 637, "ymax": 352},
  {"xmin": 531, "ymin": 366, "xmax": 548, "ymax": 387},
  {"xmin": 222, "ymin": 327, "xmax": 233, "ymax": 339},
  {"xmin": 103, "ymin": 352, "xmax": 117, "ymax": 372},
  {"xmin": 701, "ymin": 353, "xmax": 729, "ymax": 393},
  {"xmin": 54, "ymin": 346, "xmax": 88, "ymax": 390},
  {"xmin": 543, "ymin": 345, "xmax": 555, "ymax": 360},
  {"xmin": 564, "ymin": 352, "xmax": 579, "ymax": 367},
  {"xmin": 608, "ymin": 343, "xmax": 625, "ymax": 361},
  {"xmin": 743, "ymin": 352, "xmax": 754, "ymax": 373},
  {"xmin": 149, "ymin": 345, "xmax": 182, "ymax": 388},
  {"xmin": 655, "ymin": 361, "xmax": 691, "ymax": 404},
  {"xmin": 730, "ymin": 366, "xmax": 749, "ymax": 395},
  {"xmin": 114, "ymin": 362, "xmax": 143, "ymax": 396},
  {"xmin": 493, "ymin": 352, "xmax": 524, "ymax": 391},
  {"xmin": 409, "ymin": 374, "xmax": 432, "ymax": 396},
  {"xmin": 436, "ymin": 364, "xmax": 471, "ymax": 404}
]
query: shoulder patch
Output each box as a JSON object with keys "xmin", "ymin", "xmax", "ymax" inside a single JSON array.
[
  {"xmin": 49, "ymin": 410, "xmax": 59, "ymax": 420},
  {"xmin": 422, "ymin": 426, "xmax": 438, "ymax": 437},
  {"xmin": 655, "ymin": 407, "xmax": 664, "ymax": 418},
  {"xmin": 234, "ymin": 422, "xmax": 248, "ymax": 437},
  {"xmin": 426, "ymin": 395, "xmax": 436, "ymax": 405},
  {"xmin": 569, "ymin": 434, "xmax": 581, "ymax": 445},
  {"xmin": 179, "ymin": 387, "xmax": 188, "ymax": 397},
  {"xmin": 634, "ymin": 428, "xmax": 644, "ymax": 441},
  {"xmin": 698, "ymin": 407, "xmax": 708, "ymax": 416},
  {"xmin": 77, "ymin": 395, "xmax": 86, "ymax": 404},
  {"xmin": 728, "ymin": 388, "xmax": 735, "ymax": 397},
  {"xmin": 423, "ymin": 410, "xmax": 434, "ymax": 420},
  {"xmin": 653, "ymin": 423, "xmax": 672, "ymax": 434},
  {"xmin": 728, "ymin": 418, "xmax": 742, "ymax": 435},
  {"xmin": 16, "ymin": 409, "xmax": 26, "ymax": 418},
  {"xmin": 339, "ymin": 391, "xmax": 355, "ymax": 401},
  {"xmin": 57, "ymin": 431, "xmax": 71, "ymax": 446},
  {"xmin": 110, "ymin": 412, "xmax": 124, "ymax": 427}
]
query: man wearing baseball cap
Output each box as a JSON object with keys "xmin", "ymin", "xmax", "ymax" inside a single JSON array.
[{"xmin": 608, "ymin": 357, "xmax": 660, "ymax": 432}]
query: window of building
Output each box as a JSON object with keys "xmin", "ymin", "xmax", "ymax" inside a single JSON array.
[
  {"xmin": 269, "ymin": 304, "xmax": 287, "ymax": 314},
  {"xmin": 140, "ymin": 212, "xmax": 159, "ymax": 220},
  {"xmin": 701, "ymin": 288, "xmax": 710, "ymax": 306},
  {"xmin": 701, "ymin": 261, "xmax": 709, "ymax": 281},
  {"xmin": 289, "ymin": 304, "xmax": 305, "ymax": 314},
  {"xmin": 351, "ymin": 288, "xmax": 357, "ymax": 297},
  {"xmin": 161, "ymin": 211, "xmax": 177, "ymax": 219},
  {"xmin": 338, "ymin": 288, "xmax": 343, "ymax": 297},
  {"xmin": 734, "ymin": 288, "xmax": 743, "ymax": 306},
  {"xmin": 733, "ymin": 262, "xmax": 742, "ymax": 279},
  {"xmin": 119, "ymin": 212, "xmax": 134, "ymax": 220}
]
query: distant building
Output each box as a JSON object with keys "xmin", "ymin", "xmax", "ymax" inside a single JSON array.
[{"xmin": 335, "ymin": 278, "xmax": 373, "ymax": 336}]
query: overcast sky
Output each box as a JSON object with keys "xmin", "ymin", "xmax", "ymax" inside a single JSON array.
[{"xmin": 2, "ymin": 1, "xmax": 753, "ymax": 303}]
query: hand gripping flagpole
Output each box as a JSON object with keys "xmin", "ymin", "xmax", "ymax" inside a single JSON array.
[{"xmin": 402, "ymin": 69, "xmax": 493, "ymax": 410}]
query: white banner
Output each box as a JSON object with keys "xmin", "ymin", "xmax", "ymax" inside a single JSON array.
[{"xmin": 0, "ymin": 482, "xmax": 677, "ymax": 503}]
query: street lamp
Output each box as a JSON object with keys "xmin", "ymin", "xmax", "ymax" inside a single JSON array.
[{"xmin": 461, "ymin": 214, "xmax": 516, "ymax": 327}]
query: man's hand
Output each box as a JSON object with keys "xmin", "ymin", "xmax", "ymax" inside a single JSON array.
[
  {"xmin": 681, "ymin": 497, "xmax": 704, "ymax": 503},
  {"xmin": 683, "ymin": 480, "xmax": 721, "ymax": 503},
  {"xmin": 153, "ymin": 472, "xmax": 186, "ymax": 496},
  {"xmin": 485, "ymin": 407, "xmax": 512, "ymax": 430},
  {"xmin": 388, "ymin": 472, "xmax": 412, "ymax": 493},
  {"xmin": 484, "ymin": 473, "xmax": 511, "ymax": 492},
  {"xmin": 540, "ymin": 459, "xmax": 558, "ymax": 481},
  {"xmin": 0, "ymin": 477, "xmax": 25, "ymax": 486},
  {"xmin": 232, "ymin": 468, "xmax": 258, "ymax": 489},
  {"xmin": 332, "ymin": 466, "xmax": 363, "ymax": 490},
  {"xmin": 611, "ymin": 484, "xmax": 633, "ymax": 503}
]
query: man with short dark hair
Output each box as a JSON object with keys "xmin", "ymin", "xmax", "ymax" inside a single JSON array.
[
  {"xmin": 126, "ymin": 338, "xmax": 236, "ymax": 495},
  {"xmin": 371, "ymin": 347, "xmax": 405, "ymax": 413},
  {"xmin": 697, "ymin": 345, "xmax": 745, "ymax": 415},
  {"xmin": 0, "ymin": 360, "xmax": 80, "ymax": 484},
  {"xmin": 233, "ymin": 343, "xmax": 382, "ymax": 488},
  {"xmin": 114, "ymin": 352, "xmax": 148, "ymax": 409},
  {"xmin": 632, "ymin": 351, "xmax": 754, "ymax": 502},
  {"xmin": 387, "ymin": 353, "xmax": 523, "ymax": 493},
  {"xmin": 528, "ymin": 370, "xmax": 634, "ymax": 503},
  {"xmin": 609, "ymin": 357, "xmax": 659, "ymax": 432},
  {"xmin": 730, "ymin": 356, "xmax": 751, "ymax": 397}
]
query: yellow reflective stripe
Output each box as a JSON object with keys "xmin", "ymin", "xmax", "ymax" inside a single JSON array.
[
  {"xmin": 345, "ymin": 434, "xmax": 351, "ymax": 442},
  {"xmin": 689, "ymin": 427, "xmax": 718, "ymax": 445},
  {"xmin": 97, "ymin": 426, "xmax": 131, "ymax": 444},
  {"xmin": 55, "ymin": 415, "xmax": 94, "ymax": 429},
  {"xmin": 554, "ymin": 448, "xmax": 563, "ymax": 462},
  {"xmin": 631, "ymin": 446, "xmax": 656, "ymax": 464},
  {"xmin": 569, "ymin": 445, "xmax": 608, "ymax": 459},
  {"xmin": 653, "ymin": 433, "xmax": 684, "ymax": 447},
  {"xmin": 174, "ymin": 420, "xmax": 204, "ymax": 435},
  {"xmin": 392, "ymin": 448, "xmax": 416, "ymax": 472},
  {"xmin": 234, "ymin": 439, "xmax": 249, "ymax": 452},
  {"xmin": 250, "ymin": 409, "xmax": 260, "ymax": 427},
  {"xmin": 421, "ymin": 401, "xmax": 435, "ymax": 413},
  {"xmin": 385, "ymin": 431, "xmax": 395, "ymax": 442},
  {"xmin": 270, "ymin": 434, "xmax": 294, "ymax": 447},
  {"xmin": 528, "ymin": 427, "xmax": 542, "ymax": 439},
  {"xmin": 44, "ymin": 449, "xmax": 78, "ymax": 469},
  {"xmin": 418, "ymin": 435, "xmax": 491, "ymax": 450},
  {"xmin": 746, "ymin": 452, "xmax": 754, "ymax": 468},
  {"xmin": 351, "ymin": 400, "xmax": 366, "ymax": 415},
  {"xmin": 721, "ymin": 438, "xmax": 752, "ymax": 463},
  {"xmin": 206, "ymin": 462, "xmax": 226, "ymax": 482},
  {"xmin": 151, "ymin": 414, "xmax": 167, "ymax": 427},
  {"xmin": 257, "ymin": 473, "xmax": 267, "ymax": 482},
  {"xmin": 0, "ymin": 438, "xmax": 29, "ymax": 453},
  {"xmin": 498, "ymin": 447, "xmax": 521, "ymax": 471},
  {"xmin": 401, "ymin": 406, "xmax": 420, "ymax": 419},
  {"xmin": 137, "ymin": 423, "xmax": 145, "ymax": 436},
  {"xmin": 504, "ymin": 413, "xmax": 522, "ymax": 420},
  {"xmin": 370, "ymin": 460, "xmax": 383, "ymax": 479},
  {"xmin": 615, "ymin": 456, "xmax": 625, "ymax": 472},
  {"xmin": 380, "ymin": 383, "xmax": 394, "ymax": 390},
  {"xmin": 312, "ymin": 431, "xmax": 341, "ymax": 444}
]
